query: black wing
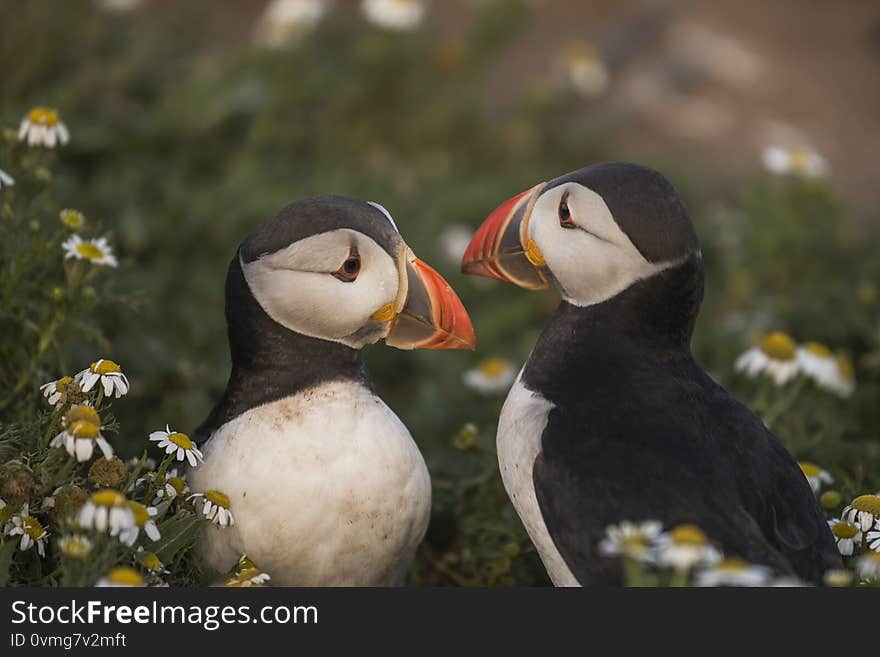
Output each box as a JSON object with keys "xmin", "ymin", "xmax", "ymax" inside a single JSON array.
[{"xmin": 532, "ymin": 360, "xmax": 840, "ymax": 586}]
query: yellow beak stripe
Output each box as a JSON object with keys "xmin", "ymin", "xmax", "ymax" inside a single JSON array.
[{"xmin": 371, "ymin": 302, "xmax": 397, "ymax": 322}]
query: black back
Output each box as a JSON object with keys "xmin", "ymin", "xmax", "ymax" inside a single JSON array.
[{"xmin": 522, "ymin": 256, "xmax": 841, "ymax": 584}]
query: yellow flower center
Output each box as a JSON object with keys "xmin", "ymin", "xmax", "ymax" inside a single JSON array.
[
  {"xmin": 27, "ymin": 107, "xmax": 59, "ymax": 126},
  {"xmin": 564, "ymin": 42, "xmax": 600, "ymax": 65},
  {"xmin": 106, "ymin": 567, "xmax": 143, "ymax": 586},
  {"xmin": 836, "ymin": 356, "xmax": 854, "ymax": 380},
  {"xmin": 238, "ymin": 567, "xmax": 261, "ymax": 581},
  {"xmin": 789, "ymin": 148, "xmax": 811, "ymax": 172},
  {"xmin": 167, "ymin": 432, "xmax": 194, "ymax": 450},
  {"xmin": 59, "ymin": 209, "xmax": 85, "ymax": 229},
  {"xmin": 670, "ymin": 524, "xmax": 707, "ymax": 546},
  {"xmin": 759, "ymin": 332, "xmax": 796, "ymax": 361},
  {"xmin": 90, "ymin": 489, "xmax": 127, "ymax": 508},
  {"xmin": 205, "ymin": 490, "xmax": 231, "ymax": 509},
  {"xmin": 55, "ymin": 376, "xmax": 75, "ymax": 391},
  {"xmin": 478, "ymin": 358, "xmax": 510, "ymax": 378},
  {"xmin": 76, "ymin": 242, "xmax": 105, "ymax": 261},
  {"xmin": 804, "ymin": 342, "xmax": 832, "ymax": 358},
  {"xmin": 127, "ymin": 501, "xmax": 150, "ymax": 526},
  {"xmin": 850, "ymin": 495, "xmax": 880, "ymax": 516},
  {"xmin": 65, "ymin": 405, "xmax": 101, "ymax": 427},
  {"xmin": 621, "ymin": 536, "xmax": 649, "ymax": 553},
  {"xmin": 68, "ymin": 420, "xmax": 100, "ymax": 439},
  {"xmin": 716, "ymin": 558, "xmax": 748, "ymax": 573},
  {"xmin": 23, "ymin": 516, "xmax": 45, "ymax": 540},
  {"xmin": 91, "ymin": 359, "xmax": 121, "ymax": 375},
  {"xmin": 236, "ymin": 556, "xmax": 257, "ymax": 573},
  {"xmin": 167, "ymin": 476, "xmax": 186, "ymax": 494},
  {"xmin": 140, "ymin": 552, "xmax": 162, "ymax": 570},
  {"xmin": 61, "ymin": 537, "xmax": 91, "ymax": 558},
  {"xmin": 831, "ymin": 521, "xmax": 859, "ymax": 539},
  {"xmin": 798, "ymin": 462, "xmax": 822, "ymax": 478}
]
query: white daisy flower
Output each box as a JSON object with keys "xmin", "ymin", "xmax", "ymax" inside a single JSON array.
[
  {"xmin": 826, "ymin": 355, "xmax": 855, "ymax": 398},
  {"xmin": 96, "ymin": 567, "xmax": 144, "ymax": 587},
  {"xmin": 113, "ymin": 501, "xmax": 161, "ymax": 546},
  {"xmin": 843, "ymin": 494, "xmax": 880, "ymax": 533},
  {"xmin": 75, "ymin": 359, "xmax": 130, "ymax": 398},
  {"xmin": 867, "ymin": 522, "xmax": 880, "ymax": 553},
  {"xmin": 149, "ymin": 426, "xmax": 204, "ymax": 467},
  {"xmin": 559, "ymin": 42, "xmax": 609, "ymax": 98},
  {"xmin": 225, "ymin": 556, "xmax": 271, "ymax": 587},
  {"xmin": 796, "ymin": 342, "xmax": 838, "ymax": 389},
  {"xmin": 62, "ymin": 235, "xmax": 118, "ymax": 267},
  {"xmin": 762, "ymin": 146, "xmax": 828, "ymax": 179},
  {"xmin": 598, "ymin": 520, "xmax": 662, "ymax": 562},
  {"xmin": 827, "ymin": 518, "xmax": 861, "ymax": 556},
  {"xmin": 137, "ymin": 549, "xmax": 169, "ymax": 574},
  {"xmin": 254, "ymin": 0, "xmax": 328, "ymax": 47},
  {"xmin": 654, "ymin": 524, "xmax": 721, "ymax": 571},
  {"xmin": 151, "ymin": 468, "xmax": 189, "ymax": 504},
  {"xmin": 438, "ymin": 224, "xmax": 474, "ymax": 267},
  {"xmin": 824, "ymin": 568, "xmax": 854, "ymax": 587},
  {"xmin": 695, "ymin": 558, "xmax": 771, "ymax": 587},
  {"xmin": 0, "ymin": 168, "xmax": 14, "ymax": 189},
  {"xmin": 39, "ymin": 375, "xmax": 79, "ymax": 406},
  {"xmin": 50, "ymin": 405, "xmax": 113, "ymax": 462},
  {"xmin": 5, "ymin": 504, "xmax": 49, "ymax": 557},
  {"xmin": 361, "ymin": 0, "xmax": 425, "ymax": 32},
  {"xmin": 77, "ymin": 490, "xmax": 136, "ymax": 533},
  {"xmin": 734, "ymin": 332, "xmax": 799, "ymax": 385},
  {"xmin": 191, "ymin": 490, "xmax": 235, "ymax": 527},
  {"xmin": 58, "ymin": 534, "xmax": 93, "ymax": 559},
  {"xmin": 855, "ymin": 551, "xmax": 880, "ymax": 581},
  {"xmin": 797, "ymin": 462, "xmax": 833, "ymax": 494},
  {"xmin": 18, "ymin": 107, "xmax": 69, "ymax": 148},
  {"xmin": 463, "ymin": 357, "xmax": 517, "ymax": 395}
]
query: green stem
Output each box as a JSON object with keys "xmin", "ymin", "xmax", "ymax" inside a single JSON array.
[
  {"xmin": 669, "ymin": 568, "xmax": 690, "ymax": 587},
  {"xmin": 764, "ymin": 376, "xmax": 808, "ymax": 428},
  {"xmin": 47, "ymin": 456, "xmax": 77, "ymax": 490}
]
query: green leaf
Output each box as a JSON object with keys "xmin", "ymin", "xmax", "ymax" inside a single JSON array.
[
  {"xmin": 0, "ymin": 538, "xmax": 20, "ymax": 586},
  {"xmin": 153, "ymin": 513, "xmax": 204, "ymax": 564}
]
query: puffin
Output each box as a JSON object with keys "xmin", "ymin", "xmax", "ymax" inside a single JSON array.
[
  {"xmin": 460, "ymin": 162, "xmax": 840, "ymax": 586},
  {"xmin": 190, "ymin": 195, "xmax": 475, "ymax": 586}
]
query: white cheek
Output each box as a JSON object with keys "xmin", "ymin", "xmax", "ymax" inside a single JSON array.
[
  {"xmin": 242, "ymin": 235, "xmax": 400, "ymax": 344},
  {"xmin": 529, "ymin": 187, "xmax": 675, "ymax": 307}
]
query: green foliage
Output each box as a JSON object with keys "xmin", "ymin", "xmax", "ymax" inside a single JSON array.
[{"xmin": 0, "ymin": 0, "xmax": 878, "ymax": 587}]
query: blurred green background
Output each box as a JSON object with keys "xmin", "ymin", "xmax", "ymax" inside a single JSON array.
[{"xmin": 1, "ymin": 0, "xmax": 879, "ymax": 585}]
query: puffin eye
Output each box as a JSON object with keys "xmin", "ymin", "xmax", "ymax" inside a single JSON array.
[
  {"xmin": 333, "ymin": 248, "xmax": 361, "ymax": 282},
  {"xmin": 558, "ymin": 193, "xmax": 575, "ymax": 228}
]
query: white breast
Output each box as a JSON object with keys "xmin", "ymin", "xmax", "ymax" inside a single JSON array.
[
  {"xmin": 497, "ymin": 372, "xmax": 580, "ymax": 587},
  {"xmin": 189, "ymin": 380, "xmax": 431, "ymax": 586}
]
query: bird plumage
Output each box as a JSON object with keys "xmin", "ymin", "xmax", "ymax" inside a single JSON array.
[{"xmin": 464, "ymin": 162, "xmax": 841, "ymax": 585}]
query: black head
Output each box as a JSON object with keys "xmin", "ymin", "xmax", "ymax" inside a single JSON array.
[{"xmin": 462, "ymin": 162, "xmax": 703, "ymax": 347}]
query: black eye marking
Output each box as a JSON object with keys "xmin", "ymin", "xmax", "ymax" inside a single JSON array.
[
  {"xmin": 558, "ymin": 192, "xmax": 575, "ymax": 228},
  {"xmin": 333, "ymin": 247, "xmax": 361, "ymax": 282}
]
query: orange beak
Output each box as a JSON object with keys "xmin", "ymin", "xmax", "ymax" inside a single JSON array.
[
  {"xmin": 382, "ymin": 249, "xmax": 476, "ymax": 350},
  {"xmin": 461, "ymin": 183, "xmax": 549, "ymax": 290}
]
